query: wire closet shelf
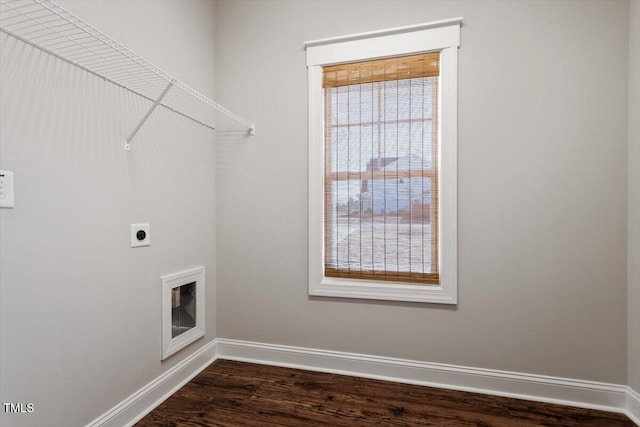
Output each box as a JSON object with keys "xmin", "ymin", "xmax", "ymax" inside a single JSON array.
[{"xmin": 0, "ymin": 0, "xmax": 255, "ymax": 150}]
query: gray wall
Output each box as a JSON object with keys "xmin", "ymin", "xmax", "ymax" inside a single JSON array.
[
  {"xmin": 629, "ymin": 0, "xmax": 640, "ymax": 394},
  {"xmin": 0, "ymin": 1, "xmax": 217, "ymax": 426},
  {"xmin": 215, "ymin": 0, "xmax": 630, "ymax": 383}
]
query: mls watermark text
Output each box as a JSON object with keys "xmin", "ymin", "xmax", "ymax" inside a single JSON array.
[{"xmin": 3, "ymin": 403, "xmax": 34, "ymax": 413}]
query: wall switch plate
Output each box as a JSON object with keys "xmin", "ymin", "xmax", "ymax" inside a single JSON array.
[
  {"xmin": 130, "ymin": 223, "xmax": 150, "ymax": 248},
  {"xmin": 0, "ymin": 170, "xmax": 14, "ymax": 208}
]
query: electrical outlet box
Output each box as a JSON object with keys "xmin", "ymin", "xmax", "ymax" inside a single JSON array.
[
  {"xmin": 0, "ymin": 170, "xmax": 14, "ymax": 208},
  {"xmin": 130, "ymin": 223, "xmax": 150, "ymax": 248}
]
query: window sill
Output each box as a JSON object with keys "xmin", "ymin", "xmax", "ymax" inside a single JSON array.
[{"xmin": 310, "ymin": 277, "xmax": 457, "ymax": 304}]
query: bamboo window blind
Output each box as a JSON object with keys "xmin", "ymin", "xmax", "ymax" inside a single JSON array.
[{"xmin": 323, "ymin": 52, "xmax": 440, "ymax": 285}]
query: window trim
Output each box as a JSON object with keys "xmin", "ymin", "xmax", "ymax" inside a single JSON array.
[{"xmin": 306, "ymin": 18, "xmax": 461, "ymax": 304}]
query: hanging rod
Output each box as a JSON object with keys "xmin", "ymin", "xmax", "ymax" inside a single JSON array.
[{"xmin": 0, "ymin": 0, "xmax": 255, "ymax": 149}]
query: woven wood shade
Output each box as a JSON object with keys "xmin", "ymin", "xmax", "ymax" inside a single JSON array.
[
  {"xmin": 323, "ymin": 51, "xmax": 440, "ymax": 285},
  {"xmin": 323, "ymin": 52, "xmax": 440, "ymax": 88}
]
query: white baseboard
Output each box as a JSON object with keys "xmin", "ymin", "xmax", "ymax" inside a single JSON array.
[
  {"xmin": 216, "ymin": 338, "xmax": 631, "ymax": 417},
  {"xmin": 86, "ymin": 339, "xmax": 217, "ymax": 427},
  {"xmin": 86, "ymin": 338, "xmax": 639, "ymax": 426},
  {"xmin": 628, "ymin": 387, "xmax": 640, "ymax": 426}
]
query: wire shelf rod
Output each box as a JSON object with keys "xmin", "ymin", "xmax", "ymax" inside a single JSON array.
[
  {"xmin": 2, "ymin": 1, "xmax": 153, "ymax": 90},
  {"xmin": 1, "ymin": 26, "xmax": 216, "ymax": 134},
  {"xmin": 0, "ymin": 0, "xmax": 255, "ymax": 143}
]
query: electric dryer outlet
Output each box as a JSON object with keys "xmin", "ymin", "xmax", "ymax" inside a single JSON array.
[{"xmin": 130, "ymin": 223, "xmax": 150, "ymax": 247}]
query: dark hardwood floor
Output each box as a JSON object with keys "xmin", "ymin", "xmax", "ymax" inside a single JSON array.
[{"xmin": 136, "ymin": 360, "xmax": 635, "ymax": 426}]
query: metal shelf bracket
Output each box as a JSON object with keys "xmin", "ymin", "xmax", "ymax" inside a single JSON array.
[{"xmin": 124, "ymin": 81, "xmax": 174, "ymax": 151}]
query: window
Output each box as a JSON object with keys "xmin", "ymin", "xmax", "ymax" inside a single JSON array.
[{"xmin": 306, "ymin": 19, "xmax": 461, "ymax": 303}]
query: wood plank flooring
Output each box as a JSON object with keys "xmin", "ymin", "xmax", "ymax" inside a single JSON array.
[{"xmin": 136, "ymin": 360, "xmax": 635, "ymax": 426}]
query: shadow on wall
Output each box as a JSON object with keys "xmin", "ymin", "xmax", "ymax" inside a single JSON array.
[{"xmin": 216, "ymin": 134, "xmax": 250, "ymax": 173}]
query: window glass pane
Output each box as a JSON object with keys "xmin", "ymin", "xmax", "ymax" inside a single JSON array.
[
  {"xmin": 326, "ymin": 178, "xmax": 435, "ymax": 277},
  {"xmin": 324, "ymin": 67, "xmax": 439, "ymax": 284}
]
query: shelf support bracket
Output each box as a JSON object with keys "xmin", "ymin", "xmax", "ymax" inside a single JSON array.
[{"xmin": 124, "ymin": 81, "xmax": 174, "ymax": 150}]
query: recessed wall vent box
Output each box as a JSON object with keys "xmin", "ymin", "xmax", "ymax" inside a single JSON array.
[{"xmin": 161, "ymin": 267, "xmax": 205, "ymax": 360}]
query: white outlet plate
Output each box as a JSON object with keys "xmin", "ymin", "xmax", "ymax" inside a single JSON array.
[
  {"xmin": 130, "ymin": 223, "xmax": 150, "ymax": 248},
  {"xmin": 0, "ymin": 170, "xmax": 14, "ymax": 208}
]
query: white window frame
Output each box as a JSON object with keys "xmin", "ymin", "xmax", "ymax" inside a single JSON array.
[{"xmin": 305, "ymin": 18, "xmax": 461, "ymax": 304}]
